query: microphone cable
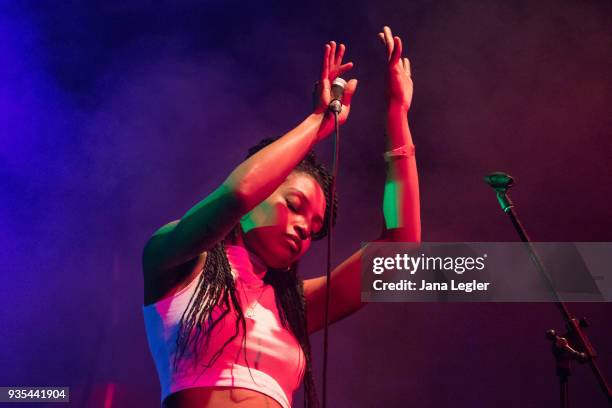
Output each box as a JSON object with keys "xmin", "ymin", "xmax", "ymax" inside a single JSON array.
[{"xmin": 321, "ymin": 107, "xmax": 340, "ymax": 408}]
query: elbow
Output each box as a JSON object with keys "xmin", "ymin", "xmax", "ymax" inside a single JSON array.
[
  {"xmin": 377, "ymin": 227, "xmax": 421, "ymax": 243},
  {"xmin": 403, "ymin": 230, "xmax": 422, "ymax": 244},
  {"xmin": 225, "ymin": 165, "xmax": 270, "ymax": 213},
  {"xmin": 223, "ymin": 179, "xmax": 255, "ymax": 214}
]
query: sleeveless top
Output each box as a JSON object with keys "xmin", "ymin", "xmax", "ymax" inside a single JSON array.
[{"xmin": 143, "ymin": 245, "xmax": 306, "ymax": 408}]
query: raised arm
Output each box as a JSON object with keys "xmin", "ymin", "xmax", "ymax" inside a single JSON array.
[
  {"xmin": 142, "ymin": 42, "xmax": 358, "ymax": 285},
  {"xmin": 305, "ymin": 27, "xmax": 421, "ymax": 333},
  {"xmin": 378, "ymin": 25, "xmax": 421, "ymax": 242}
]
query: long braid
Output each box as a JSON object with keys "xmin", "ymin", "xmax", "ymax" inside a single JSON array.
[
  {"xmin": 265, "ymin": 266, "xmax": 319, "ymax": 408},
  {"xmin": 174, "ymin": 137, "xmax": 336, "ymax": 407},
  {"xmin": 173, "ymin": 240, "xmax": 247, "ymax": 372},
  {"xmin": 174, "ymin": 243, "xmax": 319, "ymax": 407}
]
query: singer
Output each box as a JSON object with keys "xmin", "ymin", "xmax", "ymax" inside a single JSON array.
[{"xmin": 142, "ymin": 26, "xmax": 420, "ymax": 408}]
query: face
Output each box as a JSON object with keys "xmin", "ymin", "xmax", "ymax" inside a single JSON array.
[{"xmin": 240, "ymin": 172, "xmax": 326, "ymax": 269}]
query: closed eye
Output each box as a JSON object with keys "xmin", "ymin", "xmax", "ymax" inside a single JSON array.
[
  {"xmin": 286, "ymin": 197, "xmax": 317, "ymax": 239},
  {"xmin": 286, "ymin": 198, "xmax": 298, "ymax": 212}
]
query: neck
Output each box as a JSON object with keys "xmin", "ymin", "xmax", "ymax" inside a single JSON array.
[{"xmin": 225, "ymin": 230, "xmax": 267, "ymax": 285}]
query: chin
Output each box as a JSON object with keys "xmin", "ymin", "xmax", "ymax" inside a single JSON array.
[
  {"xmin": 243, "ymin": 231, "xmax": 298, "ymax": 269},
  {"xmin": 264, "ymin": 248, "xmax": 295, "ymax": 270},
  {"xmin": 268, "ymin": 253, "xmax": 294, "ymax": 269}
]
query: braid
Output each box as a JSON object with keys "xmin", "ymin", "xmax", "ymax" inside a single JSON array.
[
  {"xmin": 265, "ymin": 267, "xmax": 319, "ymax": 408},
  {"xmin": 174, "ymin": 243, "xmax": 320, "ymax": 407},
  {"xmin": 173, "ymin": 240, "xmax": 247, "ymax": 372},
  {"xmin": 174, "ymin": 136, "xmax": 335, "ymax": 407}
]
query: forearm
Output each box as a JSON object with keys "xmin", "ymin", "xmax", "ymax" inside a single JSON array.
[
  {"xmin": 381, "ymin": 102, "xmax": 421, "ymax": 242},
  {"xmin": 386, "ymin": 101, "xmax": 413, "ymax": 149},
  {"xmin": 224, "ymin": 112, "xmax": 325, "ymax": 210},
  {"xmin": 156, "ymin": 112, "xmax": 327, "ymax": 268}
]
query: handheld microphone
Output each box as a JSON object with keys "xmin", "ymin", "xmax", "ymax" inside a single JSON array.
[{"xmin": 329, "ymin": 78, "xmax": 347, "ymax": 113}]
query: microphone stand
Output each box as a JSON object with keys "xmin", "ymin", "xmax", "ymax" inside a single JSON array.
[
  {"xmin": 314, "ymin": 77, "xmax": 345, "ymax": 408},
  {"xmin": 484, "ymin": 172, "xmax": 612, "ymax": 407},
  {"xmin": 321, "ymin": 109, "xmax": 339, "ymax": 408}
]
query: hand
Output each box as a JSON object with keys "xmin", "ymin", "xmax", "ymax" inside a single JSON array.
[
  {"xmin": 378, "ymin": 26, "xmax": 413, "ymax": 111},
  {"xmin": 314, "ymin": 41, "xmax": 358, "ymax": 139}
]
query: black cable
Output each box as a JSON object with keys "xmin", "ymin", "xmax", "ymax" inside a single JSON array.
[{"xmin": 321, "ymin": 111, "xmax": 340, "ymax": 408}]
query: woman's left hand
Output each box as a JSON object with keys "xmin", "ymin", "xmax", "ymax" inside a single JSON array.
[{"xmin": 378, "ymin": 26, "xmax": 413, "ymax": 111}]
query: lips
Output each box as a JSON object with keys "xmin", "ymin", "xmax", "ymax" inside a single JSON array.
[{"xmin": 285, "ymin": 234, "xmax": 302, "ymax": 253}]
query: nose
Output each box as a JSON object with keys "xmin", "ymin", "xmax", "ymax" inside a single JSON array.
[{"xmin": 293, "ymin": 220, "xmax": 310, "ymax": 241}]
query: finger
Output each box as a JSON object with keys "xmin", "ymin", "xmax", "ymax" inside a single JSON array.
[
  {"xmin": 383, "ymin": 26, "xmax": 393, "ymax": 59},
  {"xmin": 378, "ymin": 32, "xmax": 385, "ymax": 45},
  {"xmin": 403, "ymin": 57, "xmax": 411, "ymax": 77},
  {"xmin": 337, "ymin": 62, "xmax": 354, "ymax": 76},
  {"xmin": 342, "ymin": 79, "xmax": 358, "ymax": 106},
  {"xmin": 329, "ymin": 41, "xmax": 336, "ymax": 71},
  {"xmin": 390, "ymin": 36, "xmax": 402, "ymax": 64},
  {"xmin": 321, "ymin": 44, "xmax": 331, "ymax": 81},
  {"xmin": 336, "ymin": 43, "xmax": 346, "ymax": 66}
]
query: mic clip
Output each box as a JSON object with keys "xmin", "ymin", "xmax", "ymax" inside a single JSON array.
[
  {"xmin": 328, "ymin": 77, "xmax": 347, "ymax": 114},
  {"xmin": 329, "ymin": 99, "xmax": 342, "ymax": 114}
]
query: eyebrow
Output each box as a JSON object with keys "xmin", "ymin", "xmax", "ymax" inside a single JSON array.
[{"xmin": 286, "ymin": 188, "xmax": 324, "ymax": 226}]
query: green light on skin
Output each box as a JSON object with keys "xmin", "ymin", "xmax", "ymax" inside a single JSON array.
[
  {"xmin": 240, "ymin": 213, "xmax": 258, "ymax": 233},
  {"xmin": 383, "ymin": 180, "xmax": 402, "ymax": 229},
  {"xmin": 240, "ymin": 201, "xmax": 277, "ymax": 233}
]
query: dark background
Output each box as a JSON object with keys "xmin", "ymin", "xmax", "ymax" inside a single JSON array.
[{"xmin": 1, "ymin": 1, "xmax": 611, "ymax": 406}]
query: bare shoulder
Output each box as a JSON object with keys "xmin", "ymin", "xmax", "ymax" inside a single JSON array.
[
  {"xmin": 142, "ymin": 220, "xmax": 180, "ymax": 272},
  {"xmin": 143, "ymin": 251, "xmax": 207, "ymax": 306},
  {"xmin": 142, "ymin": 220, "xmax": 207, "ymax": 306}
]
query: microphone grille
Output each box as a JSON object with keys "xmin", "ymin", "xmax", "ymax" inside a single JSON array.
[{"xmin": 332, "ymin": 78, "xmax": 347, "ymax": 88}]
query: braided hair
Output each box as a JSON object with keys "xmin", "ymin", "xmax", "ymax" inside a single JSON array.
[{"xmin": 174, "ymin": 137, "xmax": 337, "ymax": 408}]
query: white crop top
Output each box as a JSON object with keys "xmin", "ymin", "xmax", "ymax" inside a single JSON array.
[{"xmin": 143, "ymin": 245, "xmax": 306, "ymax": 408}]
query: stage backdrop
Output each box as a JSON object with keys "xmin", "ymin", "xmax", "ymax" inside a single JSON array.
[{"xmin": 1, "ymin": 1, "xmax": 611, "ymax": 407}]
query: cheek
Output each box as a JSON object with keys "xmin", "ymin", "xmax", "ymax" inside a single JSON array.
[{"xmin": 242, "ymin": 201, "xmax": 288, "ymax": 232}]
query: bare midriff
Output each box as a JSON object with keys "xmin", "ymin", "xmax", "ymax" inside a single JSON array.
[{"xmin": 163, "ymin": 387, "xmax": 283, "ymax": 408}]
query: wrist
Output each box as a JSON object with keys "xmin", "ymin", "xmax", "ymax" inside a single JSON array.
[
  {"xmin": 309, "ymin": 111, "xmax": 325, "ymax": 122},
  {"xmin": 383, "ymin": 144, "xmax": 415, "ymax": 162},
  {"xmin": 387, "ymin": 99, "xmax": 410, "ymax": 114},
  {"xmin": 315, "ymin": 112, "xmax": 334, "ymax": 141}
]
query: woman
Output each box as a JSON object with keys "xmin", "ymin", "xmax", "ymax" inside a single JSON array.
[{"xmin": 142, "ymin": 26, "xmax": 420, "ymax": 408}]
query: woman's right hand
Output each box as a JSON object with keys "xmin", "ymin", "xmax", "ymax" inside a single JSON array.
[{"xmin": 314, "ymin": 41, "xmax": 358, "ymax": 140}]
